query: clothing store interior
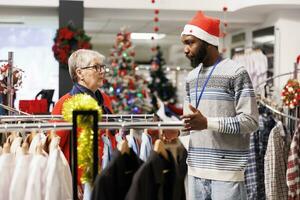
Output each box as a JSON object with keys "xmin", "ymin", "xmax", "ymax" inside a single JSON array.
[{"xmin": 0, "ymin": 1, "xmax": 300, "ymax": 200}]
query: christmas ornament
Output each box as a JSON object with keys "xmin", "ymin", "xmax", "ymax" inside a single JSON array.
[
  {"xmin": 0, "ymin": 64, "xmax": 23, "ymax": 94},
  {"xmin": 281, "ymin": 79, "xmax": 300, "ymax": 109}
]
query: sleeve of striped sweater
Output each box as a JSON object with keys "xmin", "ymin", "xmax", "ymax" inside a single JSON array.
[{"xmin": 206, "ymin": 67, "xmax": 259, "ymax": 134}]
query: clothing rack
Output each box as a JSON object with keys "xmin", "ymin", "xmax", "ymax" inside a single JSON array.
[
  {"xmin": 0, "ymin": 114, "xmax": 155, "ymax": 122},
  {"xmin": 0, "ymin": 112, "xmax": 183, "ymax": 200},
  {"xmin": 258, "ymin": 99, "xmax": 300, "ymax": 121},
  {"xmin": 0, "ymin": 121, "xmax": 184, "ymax": 132},
  {"xmin": 255, "ymin": 64, "xmax": 300, "ymax": 123},
  {"xmin": 256, "ymin": 68, "xmax": 300, "ymax": 89}
]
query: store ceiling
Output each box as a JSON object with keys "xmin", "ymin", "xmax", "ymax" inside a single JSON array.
[
  {"xmin": 0, "ymin": 4, "xmax": 300, "ymax": 46},
  {"xmin": 0, "ymin": 3, "xmax": 300, "ymax": 63}
]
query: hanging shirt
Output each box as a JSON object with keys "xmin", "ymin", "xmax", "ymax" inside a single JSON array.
[
  {"xmin": 264, "ymin": 121, "xmax": 291, "ymax": 200},
  {"xmin": 125, "ymin": 150, "xmax": 186, "ymax": 200},
  {"xmin": 45, "ymin": 137, "xmax": 72, "ymax": 200},
  {"xmin": 287, "ymin": 125, "xmax": 300, "ymax": 200},
  {"xmin": 127, "ymin": 131, "xmax": 140, "ymax": 156},
  {"xmin": 139, "ymin": 131, "xmax": 153, "ymax": 162},
  {"xmin": 24, "ymin": 154, "xmax": 48, "ymax": 200},
  {"xmin": 91, "ymin": 149, "xmax": 143, "ymax": 200},
  {"xmin": 233, "ymin": 50, "xmax": 268, "ymax": 90},
  {"xmin": 0, "ymin": 152, "xmax": 15, "ymax": 200},
  {"xmin": 102, "ymin": 135, "xmax": 113, "ymax": 169},
  {"xmin": 9, "ymin": 153, "xmax": 32, "ymax": 200},
  {"xmin": 245, "ymin": 113, "xmax": 276, "ymax": 200}
]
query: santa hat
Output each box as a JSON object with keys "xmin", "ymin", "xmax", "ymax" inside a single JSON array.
[{"xmin": 181, "ymin": 11, "xmax": 220, "ymax": 46}]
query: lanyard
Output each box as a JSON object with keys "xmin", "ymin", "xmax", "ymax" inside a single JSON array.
[{"xmin": 195, "ymin": 57, "xmax": 222, "ymax": 108}]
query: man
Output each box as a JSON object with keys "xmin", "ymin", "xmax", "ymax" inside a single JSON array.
[{"xmin": 180, "ymin": 11, "xmax": 259, "ymax": 200}]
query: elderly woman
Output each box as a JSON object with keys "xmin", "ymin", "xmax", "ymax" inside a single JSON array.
[{"xmin": 52, "ymin": 49, "xmax": 115, "ymax": 163}]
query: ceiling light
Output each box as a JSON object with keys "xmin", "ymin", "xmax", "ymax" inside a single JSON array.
[
  {"xmin": 253, "ymin": 35, "xmax": 275, "ymax": 44},
  {"xmin": 131, "ymin": 33, "xmax": 166, "ymax": 40}
]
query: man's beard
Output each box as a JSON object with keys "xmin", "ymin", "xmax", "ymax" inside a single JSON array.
[{"xmin": 190, "ymin": 44, "xmax": 207, "ymax": 68}]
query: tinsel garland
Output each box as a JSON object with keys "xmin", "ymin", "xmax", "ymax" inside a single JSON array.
[{"xmin": 62, "ymin": 94, "xmax": 102, "ymax": 184}]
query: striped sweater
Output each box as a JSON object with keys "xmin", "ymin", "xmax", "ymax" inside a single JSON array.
[{"xmin": 183, "ymin": 58, "xmax": 259, "ymax": 181}]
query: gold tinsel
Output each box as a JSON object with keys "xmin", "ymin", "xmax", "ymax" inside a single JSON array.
[{"xmin": 62, "ymin": 94, "xmax": 102, "ymax": 184}]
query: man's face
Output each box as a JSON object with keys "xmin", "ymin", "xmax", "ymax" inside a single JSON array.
[{"xmin": 181, "ymin": 35, "xmax": 208, "ymax": 68}]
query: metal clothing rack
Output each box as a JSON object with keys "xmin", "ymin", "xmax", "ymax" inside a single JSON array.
[
  {"xmin": 0, "ymin": 114, "xmax": 155, "ymax": 122},
  {"xmin": 0, "ymin": 121, "xmax": 184, "ymax": 132},
  {"xmin": 258, "ymin": 99, "xmax": 300, "ymax": 122},
  {"xmin": 0, "ymin": 112, "xmax": 184, "ymax": 200}
]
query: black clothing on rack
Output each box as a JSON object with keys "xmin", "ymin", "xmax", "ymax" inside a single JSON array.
[
  {"xmin": 125, "ymin": 150, "xmax": 186, "ymax": 200},
  {"xmin": 91, "ymin": 148, "xmax": 143, "ymax": 200}
]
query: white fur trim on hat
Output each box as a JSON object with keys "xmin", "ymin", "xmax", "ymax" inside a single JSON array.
[{"xmin": 181, "ymin": 24, "xmax": 219, "ymax": 46}]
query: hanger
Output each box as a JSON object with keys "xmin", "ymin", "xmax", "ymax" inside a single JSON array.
[
  {"xmin": 144, "ymin": 128, "xmax": 148, "ymax": 135},
  {"xmin": 21, "ymin": 142, "xmax": 29, "ymax": 155},
  {"xmin": 24, "ymin": 129, "xmax": 37, "ymax": 146},
  {"xmin": 2, "ymin": 142, "xmax": 11, "ymax": 154},
  {"xmin": 154, "ymin": 139, "xmax": 168, "ymax": 160},
  {"xmin": 44, "ymin": 129, "xmax": 58, "ymax": 153},
  {"xmin": 7, "ymin": 131, "xmax": 18, "ymax": 144},
  {"xmin": 36, "ymin": 142, "xmax": 44, "ymax": 155},
  {"xmin": 118, "ymin": 138, "xmax": 130, "ymax": 155}
]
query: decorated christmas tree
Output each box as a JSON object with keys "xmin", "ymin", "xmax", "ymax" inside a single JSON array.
[
  {"xmin": 103, "ymin": 30, "xmax": 152, "ymax": 114},
  {"xmin": 149, "ymin": 46, "xmax": 177, "ymax": 111}
]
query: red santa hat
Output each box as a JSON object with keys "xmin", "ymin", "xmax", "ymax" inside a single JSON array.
[{"xmin": 181, "ymin": 11, "xmax": 220, "ymax": 46}]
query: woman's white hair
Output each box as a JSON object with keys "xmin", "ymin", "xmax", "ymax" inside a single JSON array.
[{"xmin": 68, "ymin": 49, "xmax": 105, "ymax": 82}]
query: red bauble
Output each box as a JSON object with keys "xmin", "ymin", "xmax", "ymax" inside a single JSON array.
[
  {"xmin": 130, "ymin": 51, "xmax": 135, "ymax": 57},
  {"xmin": 151, "ymin": 0, "xmax": 155, "ymax": 3},
  {"xmin": 151, "ymin": 62, "xmax": 159, "ymax": 71},
  {"xmin": 129, "ymin": 79, "xmax": 135, "ymax": 90},
  {"xmin": 154, "ymin": 17, "xmax": 159, "ymax": 22},
  {"xmin": 154, "ymin": 26, "xmax": 159, "ymax": 32},
  {"xmin": 223, "ymin": 6, "xmax": 228, "ymax": 12},
  {"xmin": 154, "ymin": 9, "xmax": 159, "ymax": 14}
]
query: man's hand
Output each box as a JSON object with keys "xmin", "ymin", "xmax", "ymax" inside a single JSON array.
[{"xmin": 181, "ymin": 104, "xmax": 208, "ymax": 131}]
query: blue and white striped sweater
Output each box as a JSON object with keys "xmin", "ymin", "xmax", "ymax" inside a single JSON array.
[{"xmin": 183, "ymin": 58, "xmax": 259, "ymax": 181}]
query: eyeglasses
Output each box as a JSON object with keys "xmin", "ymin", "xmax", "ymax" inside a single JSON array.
[{"xmin": 81, "ymin": 64, "xmax": 108, "ymax": 72}]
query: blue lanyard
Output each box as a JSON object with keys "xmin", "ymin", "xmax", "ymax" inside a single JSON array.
[{"xmin": 195, "ymin": 57, "xmax": 222, "ymax": 108}]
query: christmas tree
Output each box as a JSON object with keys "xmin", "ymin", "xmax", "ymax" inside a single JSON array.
[
  {"xmin": 103, "ymin": 30, "xmax": 152, "ymax": 114},
  {"xmin": 149, "ymin": 46, "xmax": 177, "ymax": 111}
]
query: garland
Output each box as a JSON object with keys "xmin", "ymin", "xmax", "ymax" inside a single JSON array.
[
  {"xmin": 62, "ymin": 94, "xmax": 102, "ymax": 184},
  {"xmin": 52, "ymin": 25, "xmax": 92, "ymax": 68}
]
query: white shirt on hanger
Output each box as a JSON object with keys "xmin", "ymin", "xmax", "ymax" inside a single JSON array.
[
  {"xmin": 24, "ymin": 154, "xmax": 48, "ymax": 200},
  {"xmin": 9, "ymin": 153, "xmax": 32, "ymax": 200},
  {"xmin": 0, "ymin": 152, "xmax": 15, "ymax": 200},
  {"xmin": 45, "ymin": 136, "xmax": 72, "ymax": 200}
]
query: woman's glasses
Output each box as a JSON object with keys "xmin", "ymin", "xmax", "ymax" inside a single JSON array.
[{"xmin": 81, "ymin": 64, "xmax": 108, "ymax": 72}]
